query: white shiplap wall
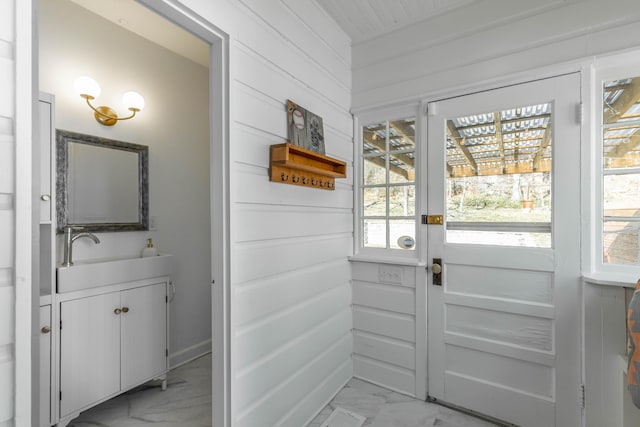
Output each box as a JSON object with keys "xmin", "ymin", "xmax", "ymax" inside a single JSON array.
[
  {"xmin": 182, "ymin": 0, "xmax": 355, "ymax": 425},
  {"xmin": 228, "ymin": 0, "xmax": 355, "ymax": 421},
  {"xmin": 351, "ymin": 0, "xmax": 640, "ymax": 110},
  {"xmin": 351, "ymin": 261, "xmax": 425, "ymax": 398},
  {"xmin": 0, "ymin": 0, "xmax": 16, "ymax": 425},
  {"xmin": 6, "ymin": 0, "xmax": 353, "ymax": 425}
]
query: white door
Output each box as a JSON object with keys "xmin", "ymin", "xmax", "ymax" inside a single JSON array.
[
  {"xmin": 120, "ymin": 283, "xmax": 168, "ymax": 390},
  {"xmin": 39, "ymin": 305, "xmax": 51, "ymax": 427},
  {"xmin": 59, "ymin": 293, "xmax": 121, "ymax": 417},
  {"xmin": 426, "ymin": 74, "xmax": 582, "ymax": 427}
]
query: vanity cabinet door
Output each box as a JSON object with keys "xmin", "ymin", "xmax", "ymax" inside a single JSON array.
[
  {"xmin": 120, "ymin": 283, "xmax": 167, "ymax": 390},
  {"xmin": 59, "ymin": 292, "xmax": 121, "ymax": 417},
  {"xmin": 39, "ymin": 305, "xmax": 52, "ymax": 427}
]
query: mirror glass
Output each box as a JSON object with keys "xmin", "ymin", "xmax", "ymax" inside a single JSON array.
[{"xmin": 56, "ymin": 130, "xmax": 148, "ymax": 232}]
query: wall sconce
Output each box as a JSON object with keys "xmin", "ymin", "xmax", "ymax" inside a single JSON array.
[{"xmin": 74, "ymin": 76, "xmax": 145, "ymax": 126}]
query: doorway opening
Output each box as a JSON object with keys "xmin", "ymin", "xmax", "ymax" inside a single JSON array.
[{"xmin": 34, "ymin": 0, "xmax": 229, "ymax": 425}]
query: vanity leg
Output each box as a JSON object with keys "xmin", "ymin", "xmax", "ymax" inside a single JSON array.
[{"xmin": 156, "ymin": 373, "xmax": 168, "ymax": 391}]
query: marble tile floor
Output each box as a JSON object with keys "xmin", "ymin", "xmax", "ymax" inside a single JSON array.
[
  {"xmin": 68, "ymin": 353, "xmax": 212, "ymax": 427},
  {"xmin": 308, "ymin": 378, "xmax": 498, "ymax": 427},
  {"xmin": 67, "ymin": 353, "xmax": 495, "ymax": 427}
]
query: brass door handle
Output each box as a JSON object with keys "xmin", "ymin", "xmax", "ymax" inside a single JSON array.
[
  {"xmin": 41, "ymin": 326, "xmax": 51, "ymax": 334},
  {"xmin": 122, "ymin": 307, "xmax": 129, "ymax": 313},
  {"xmin": 114, "ymin": 308, "xmax": 122, "ymax": 315}
]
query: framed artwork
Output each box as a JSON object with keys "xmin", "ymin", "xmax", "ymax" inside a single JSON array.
[{"xmin": 287, "ymin": 99, "xmax": 325, "ymax": 154}]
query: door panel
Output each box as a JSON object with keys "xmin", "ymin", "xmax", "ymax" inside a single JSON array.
[
  {"xmin": 120, "ymin": 283, "xmax": 167, "ymax": 390},
  {"xmin": 426, "ymin": 74, "xmax": 582, "ymax": 427},
  {"xmin": 39, "ymin": 305, "xmax": 51, "ymax": 427},
  {"xmin": 60, "ymin": 293, "xmax": 120, "ymax": 417}
]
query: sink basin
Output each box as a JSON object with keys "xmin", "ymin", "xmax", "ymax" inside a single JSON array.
[{"xmin": 57, "ymin": 254, "xmax": 173, "ymax": 293}]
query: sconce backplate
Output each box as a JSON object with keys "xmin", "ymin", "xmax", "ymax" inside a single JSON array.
[{"xmin": 94, "ymin": 105, "xmax": 118, "ymax": 126}]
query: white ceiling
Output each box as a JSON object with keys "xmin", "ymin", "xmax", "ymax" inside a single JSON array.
[
  {"xmin": 70, "ymin": 0, "xmax": 209, "ymax": 67},
  {"xmin": 315, "ymin": 0, "xmax": 479, "ymax": 44},
  {"xmin": 70, "ymin": 0, "xmax": 480, "ymax": 65}
]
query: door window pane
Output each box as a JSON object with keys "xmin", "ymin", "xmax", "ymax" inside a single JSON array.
[{"xmin": 445, "ymin": 103, "xmax": 552, "ymax": 247}]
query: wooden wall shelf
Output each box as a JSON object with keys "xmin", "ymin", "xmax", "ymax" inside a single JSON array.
[{"xmin": 269, "ymin": 143, "xmax": 347, "ymax": 190}]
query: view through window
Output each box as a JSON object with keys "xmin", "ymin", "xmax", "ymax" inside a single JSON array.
[
  {"xmin": 602, "ymin": 77, "xmax": 640, "ymax": 265},
  {"xmin": 361, "ymin": 118, "xmax": 416, "ymax": 250},
  {"xmin": 445, "ymin": 103, "xmax": 553, "ymax": 248}
]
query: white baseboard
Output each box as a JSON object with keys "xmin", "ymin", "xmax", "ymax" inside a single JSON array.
[{"xmin": 169, "ymin": 339, "xmax": 212, "ymax": 369}]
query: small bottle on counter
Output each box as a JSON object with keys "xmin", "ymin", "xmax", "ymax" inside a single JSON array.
[{"xmin": 141, "ymin": 238, "xmax": 158, "ymax": 257}]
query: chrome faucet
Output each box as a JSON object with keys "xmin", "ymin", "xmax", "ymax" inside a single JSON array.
[{"xmin": 62, "ymin": 226, "xmax": 100, "ymax": 267}]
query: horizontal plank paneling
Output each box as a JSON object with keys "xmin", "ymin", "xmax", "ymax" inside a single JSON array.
[
  {"xmin": 352, "ymin": 281, "xmax": 415, "ymax": 314},
  {"xmin": 235, "ymin": 335, "xmax": 352, "ymax": 427},
  {"xmin": 0, "ymin": 4, "xmax": 13, "ymax": 425},
  {"xmin": 352, "ymin": 1, "xmax": 640, "ymax": 109},
  {"xmin": 0, "ymin": 349, "xmax": 13, "ymax": 423},
  {"xmin": 233, "ymin": 43, "xmax": 352, "ymax": 137},
  {"xmin": 235, "ymin": 310, "xmax": 351, "ymax": 411},
  {"xmin": 232, "ymin": 82, "xmax": 288, "ymax": 138},
  {"xmin": 0, "ymin": 58, "xmax": 13, "ymax": 118},
  {"xmin": 446, "ymin": 305, "xmax": 553, "ymax": 352},
  {"xmin": 350, "ymin": 261, "xmax": 419, "ymax": 396},
  {"xmin": 234, "ymin": 235, "xmax": 352, "ymax": 283},
  {"xmin": 0, "ymin": 211, "xmax": 12, "ymax": 268},
  {"xmin": 445, "ymin": 372, "xmax": 555, "ymax": 427},
  {"xmin": 231, "ymin": 124, "xmax": 353, "ymax": 187},
  {"xmin": 447, "ymin": 264, "xmax": 553, "ymax": 304},
  {"xmin": 353, "ymin": 355, "xmax": 415, "ymax": 396},
  {"xmin": 351, "ymin": 261, "xmax": 416, "ymax": 288},
  {"xmin": 233, "ymin": 14, "xmax": 350, "ymax": 109},
  {"xmin": 275, "ymin": 357, "xmax": 352, "ymax": 427},
  {"xmin": 0, "ymin": 139, "xmax": 13, "ymax": 194},
  {"xmin": 447, "ymin": 344, "xmax": 554, "ymax": 398},
  {"xmin": 224, "ymin": 0, "xmax": 353, "ymax": 424},
  {"xmin": 233, "ymin": 165, "xmax": 353, "ymax": 209},
  {"xmin": 353, "ymin": 306, "xmax": 415, "ymax": 342},
  {"xmin": 235, "ymin": 285, "xmax": 349, "ymax": 369},
  {"xmin": 0, "ymin": 288, "xmax": 13, "ymax": 347},
  {"xmin": 235, "ymin": 259, "xmax": 350, "ymax": 325},
  {"xmin": 352, "ymin": 1, "xmax": 565, "ymax": 69},
  {"xmin": 0, "ymin": 269, "xmax": 10, "ymax": 287},
  {"xmin": 234, "ymin": 206, "xmax": 352, "ymax": 242},
  {"xmin": 238, "ymin": 0, "xmax": 350, "ymax": 83},
  {"xmin": 354, "ymin": 331, "xmax": 415, "ymax": 370},
  {"xmin": 281, "ymin": 0, "xmax": 351, "ymax": 64}
]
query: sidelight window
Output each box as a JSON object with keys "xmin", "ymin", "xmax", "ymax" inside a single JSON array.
[
  {"xmin": 601, "ymin": 76, "xmax": 640, "ymax": 266},
  {"xmin": 360, "ymin": 117, "xmax": 416, "ymax": 252}
]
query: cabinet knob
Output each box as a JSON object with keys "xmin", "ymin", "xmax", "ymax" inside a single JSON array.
[
  {"xmin": 41, "ymin": 194, "xmax": 51, "ymax": 201},
  {"xmin": 41, "ymin": 326, "xmax": 51, "ymax": 334},
  {"xmin": 114, "ymin": 308, "xmax": 122, "ymax": 315},
  {"xmin": 122, "ymin": 307, "xmax": 129, "ymax": 313}
]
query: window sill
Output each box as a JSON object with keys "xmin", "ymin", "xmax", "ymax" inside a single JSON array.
[
  {"xmin": 348, "ymin": 255, "xmax": 426, "ymax": 267},
  {"xmin": 582, "ymin": 272, "xmax": 639, "ymax": 288}
]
